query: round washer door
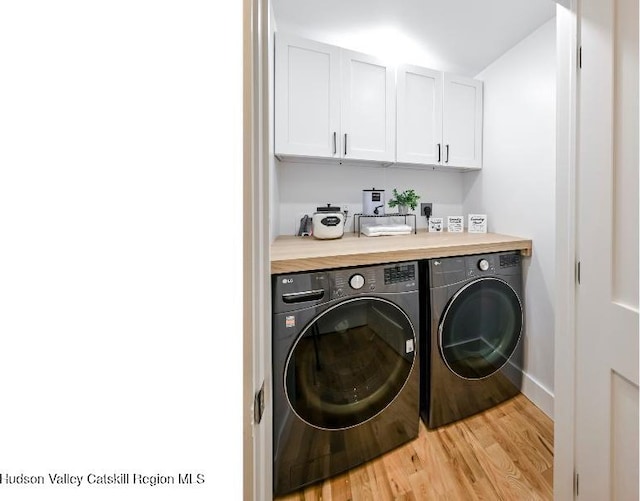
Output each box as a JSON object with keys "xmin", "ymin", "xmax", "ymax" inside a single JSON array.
[
  {"xmin": 285, "ymin": 297, "xmax": 416, "ymax": 430},
  {"xmin": 439, "ymin": 277, "xmax": 523, "ymax": 380}
]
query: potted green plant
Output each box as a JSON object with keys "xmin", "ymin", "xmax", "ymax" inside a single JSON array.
[{"xmin": 388, "ymin": 188, "xmax": 421, "ymax": 214}]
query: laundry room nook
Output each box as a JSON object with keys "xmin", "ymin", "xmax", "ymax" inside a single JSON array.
[
  {"xmin": 244, "ymin": 0, "xmax": 640, "ymax": 498},
  {"xmin": 264, "ymin": 0, "xmax": 558, "ymax": 498}
]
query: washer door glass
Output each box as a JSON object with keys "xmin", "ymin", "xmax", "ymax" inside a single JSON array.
[
  {"xmin": 439, "ymin": 278, "xmax": 522, "ymax": 380},
  {"xmin": 285, "ymin": 297, "xmax": 416, "ymax": 430}
]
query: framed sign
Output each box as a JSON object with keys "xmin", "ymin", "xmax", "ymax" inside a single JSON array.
[
  {"xmin": 428, "ymin": 217, "xmax": 443, "ymax": 232},
  {"xmin": 447, "ymin": 216, "xmax": 464, "ymax": 233},
  {"xmin": 468, "ymin": 214, "xmax": 488, "ymax": 233}
]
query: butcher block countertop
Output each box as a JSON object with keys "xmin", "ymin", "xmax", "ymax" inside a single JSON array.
[{"xmin": 271, "ymin": 231, "xmax": 532, "ymax": 274}]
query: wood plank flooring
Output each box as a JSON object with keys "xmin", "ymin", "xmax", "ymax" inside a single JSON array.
[{"xmin": 275, "ymin": 394, "xmax": 553, "ymax": 500}]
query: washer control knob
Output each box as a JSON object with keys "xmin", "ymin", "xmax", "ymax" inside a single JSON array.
[
  {"xmin": 349, "ymin": 274, "xmax": 365, "ymax": 290},
  {"xmin": 478, "ymin": 259, "xmax": 490, "ymax": 271}
]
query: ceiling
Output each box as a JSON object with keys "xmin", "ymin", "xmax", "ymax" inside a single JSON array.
[{"xmin": 271, "ymin": 0, "xmax": 558, "ymax": 76}]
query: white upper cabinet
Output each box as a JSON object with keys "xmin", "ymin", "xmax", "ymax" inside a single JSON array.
[
  {"xmin": 275, "ymin": 33, "xmax": 341, "ymax": 158},
  {"xmin": 275, "ymin": 33, "xmax": 395, "ymax": 163},
  {"xmin": 397, "ymin": 67, "xmax": 483, "ymax": 169},
  {"xmin": 396, "ymin": 64, "xmax": 443, "ymax": 165},
  {"xmin": 275, "ymin": 33, "xmax": 482, "ymax": 169},
  {"xmin": 442, "ymin": 74, "xmax": 483, "ymax": 169},
  {"xmin": 341, "ymin": 49, "xmax": 395, "ymax": 162}
]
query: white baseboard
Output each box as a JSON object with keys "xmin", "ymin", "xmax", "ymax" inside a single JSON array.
[
  {"xmin": 505, "ymin": 359, "xmax": 554, "ymax": 419},
  {"xmin": 520, "ymin": 370, "xmax": 555, "ymax": 419}
]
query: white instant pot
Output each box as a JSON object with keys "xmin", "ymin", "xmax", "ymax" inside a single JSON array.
[{"xmin": 312, "ymin": 204, "xmax": 345, "ymax": 239}]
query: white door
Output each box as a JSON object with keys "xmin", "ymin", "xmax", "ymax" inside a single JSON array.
[
  {"xmin": 341, "ymin": 49, "xmax": 395, "ymax": 162},
  {"xmin": 575, "ymin": 0, "xmax": 639, "ymax": 498},
  {"xmin": 442, "ymin": 74, "xmax": 483, "ymax": 169},
  {"xmin": 396, "ymin": 64, "xmax": 443, "ymax": 165},
  {"xmin": 274, "ymin": 33, "xmax": 341, "ymax": 158}
]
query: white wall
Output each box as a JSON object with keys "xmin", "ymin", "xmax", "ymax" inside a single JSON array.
[
  {"xmin": 277, "ymin": 160, "xmax": 464, "ymax": 235},
  {"xmin": 464, "ymin": 18, "xmax": 557, "ymax": 416}
]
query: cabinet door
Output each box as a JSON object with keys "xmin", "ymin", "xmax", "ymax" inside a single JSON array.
[
  {"xmin": 396, "ymin": 64, "xmax": 443, "ymax": 165},
  {"xmin": 442, "ymin": 74, "xmax": 483, "ymax": 169},
  {"xmin": 275, "ymin": 33, "xmax": 341, "ymax": 158},
  {"xmin": 341, "ymin": 50, "xmax": 395, "ymax": 162}
]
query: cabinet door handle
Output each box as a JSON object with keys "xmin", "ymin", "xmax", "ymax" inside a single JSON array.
[
  {"xmin": 344, "ymin": 133, "xmax": 347, "ymax": 156},
  {"xmin": 445, "ymin": 144, "xmax": 450, "ymax": 163},
  {"xmin": 333, "ymin": 132, "xmax": 337, "ymax": 155},
  {"xmin": 437, "ymin": 143, "xmax": 441, "ymax": 163}
]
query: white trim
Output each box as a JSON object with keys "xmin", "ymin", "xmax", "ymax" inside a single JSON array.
[
  {"xmin": 244, "ymin": 0, "xmax": 272, "ymax": 499},
  {"xmin": 242, "ymin": 1, "xmax": 254, "ymax": 499},
  {"xmin": 553, "ymin": 2, "xmax": 578, "ymax": 500},
  {"xmin": 504, "ymin": 359, "xmax": 555, "ymax": 419},
  {"xmin": 521, "ymin": 370, "xmax": 555, "ymax": 419}
]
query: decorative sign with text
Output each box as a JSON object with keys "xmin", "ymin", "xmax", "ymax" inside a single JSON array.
[
  {"xmin": 468, "ymin": 214, "xmax": 488, "ymax": 233},
  {"xmin": 428, "ymin": 217, "xmax": 443, "ymax": 232},
  {"xmin": 447, "ymin": 216, "xmax": 464, "ymax": 233}
]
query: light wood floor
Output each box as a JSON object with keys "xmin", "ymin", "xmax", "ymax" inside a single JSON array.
[{"xmin": 275, "ymin": 394, "xmax": 553, "ymax": 500}]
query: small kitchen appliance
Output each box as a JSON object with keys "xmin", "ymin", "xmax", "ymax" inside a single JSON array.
[
  {"xmin": 363, "ymin": 188, "xmax": 385, "ymax": 215},
  {"xmin": 312, "ymin": 204, "xmax": 345, "ymax": 239}
]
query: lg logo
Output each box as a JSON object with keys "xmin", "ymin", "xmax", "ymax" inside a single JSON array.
[{"xmin": 282, "ymin": 278, "xmax": 293, "ymax": 284}]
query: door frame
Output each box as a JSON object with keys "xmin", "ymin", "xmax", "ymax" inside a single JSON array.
[
  {"xmin": 554, "ymin": 1, "xmax": 578, "ymax": 499},
  {"xmin": 244, "ymin": 0, "xmax": 272, "ymax": 499},
  {"xmin": 246, "ymin": 0, "xmax": 582, "ymax": 499}
]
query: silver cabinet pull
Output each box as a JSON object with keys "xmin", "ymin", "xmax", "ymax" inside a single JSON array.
[
  {"xmin": 445, "ymin": 144, "xmax": 450, "ymax": 163},
  {"xmin": 437, "ymin": 143, "xmax": 441, "ymax": 163},
  {"xmin": 344, "ymin": 133, "xmax": 348, "ymax": 156},
  {"xmin": 333, "ymin": 132, "xmax": 337, "ymax": 155}
]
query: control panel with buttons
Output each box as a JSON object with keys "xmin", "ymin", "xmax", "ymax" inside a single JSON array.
[
  {"xmin": 500, "ymin": 254, "xmax": 521, "ymax": 268},
  {"xmin": 384, "ymin": 264, "xmax": 416, "ymax": 284},
  {"xmin": 330, "ymin": 262, "xmax": 417, "ymax": 299}
]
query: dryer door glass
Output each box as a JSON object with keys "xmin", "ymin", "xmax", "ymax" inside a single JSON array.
[
  {"xmin": 439, "ymin": 278, "xmax": 522, "ymax": 380},
  {"xmin": 285, "ymin": 297, "xmax": 416, "ymax": 430}
]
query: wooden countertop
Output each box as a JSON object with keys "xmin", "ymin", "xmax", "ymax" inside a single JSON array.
[{"xmin": 271, "ymin": 231, "xmax": 532, "ymax": 274}]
